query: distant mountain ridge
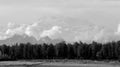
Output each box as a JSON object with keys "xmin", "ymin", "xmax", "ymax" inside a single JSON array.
[{"xmin": 0, "ymin": 34, "xmax": 64, "ymax": 45}]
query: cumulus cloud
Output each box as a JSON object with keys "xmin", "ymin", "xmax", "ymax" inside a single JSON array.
[
  {"xmin": 6, "ymin": 22, "xmax": 43, "ymax": 40},
  {"xmin": 0, "ymin": 21, "xmax": 63, "ymax": 40},
  {"xmin": 93, "ymin": 29, "xmax": 104, "ymax": 41},
  {"xmin": 0, "ymin": 18, "xmax": 119, "ymax": 43},
  {"xmin": 6, "ymin": 24, "xmax": 27, "ymax": 36},
  {"xmin": 7, "ymin": 22, "xmax": 15, "ymax": 28},
  {"xmin": 7, "ymin": 22, "xmax": 20, "ymax": 29},
  {"xmin": 115, "ymin": 23, "xmax": 120, "ymax": 35},
  {"xmin": 0, "ymin": 23, "xmax": 28, "ymax": 40},
  {"xmin": 0, "ymin": 32, "xmax": 8, "ymax": 40},
  {"xmin": 92, "ymin": 23, "xmax": 120, "ymax": 43},
  {"xmin": 74, "ymin": 25, "xmax": 106, "ymax": 43},
  {"xmin": 40, "ymin": 26, "xmax": 62, "ymax": 39},
  {"xmin": 25, "ymin": 22, "xmax": 42, "ymax": 40}
]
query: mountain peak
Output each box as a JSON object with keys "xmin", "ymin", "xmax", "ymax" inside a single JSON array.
[{"xmin": 0, "ymin": 34, "xmax": 64, "ymax": 45}]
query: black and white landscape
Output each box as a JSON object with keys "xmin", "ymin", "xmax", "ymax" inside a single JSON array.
[{"xmin": 1, "ymin": 0, "xmax": 120, "ymax": 67}]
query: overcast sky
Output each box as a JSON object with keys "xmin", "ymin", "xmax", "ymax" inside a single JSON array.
[{"xmin": 0, "ymin": 0, "xmax": 120, "ymax": 43}]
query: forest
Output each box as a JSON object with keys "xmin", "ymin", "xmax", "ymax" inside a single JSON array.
[{"xmin": 0, "ymin": 41, "xmax": 120, "ymax": 61}]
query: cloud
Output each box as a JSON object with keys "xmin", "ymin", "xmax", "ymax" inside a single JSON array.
[
  {"xmin": 6, "ymin": 22, "xmax": 43, "ymax": 40},
  {"xmin": 0, "ymin": 22, "xmax": 63, "ymax": 40},
  {"xmin": 92, "ymin": 23, "xmax": 120, "ymax": 43},
  {"xmin": 93, "ymin": 29, "xmax": 104, "ymax": 41},
  {"xmin": 0, "ymin": 17, "xmax": 119, "ymax": 43},
  {"xmin": 0, "ymin": 32, "xmax": 8, "ymax": 40},
  {"xmin": 7, "ymin": 22, "xmax": 15, "ymax": 28},
  {"xmin": 0, "ymin": 23, "xmax": 28, "ymax": 40},
  {"xmin": 40, "ymin": 26, "xmax": 62, "ymax": 39},
  {"xmin": 74, "ymin": 25, "xmax": 105, "ymax": 43},
  {"xmin": 7, "ymin": 22, "xmax": 21, "ymax": 29},
  {"xmin": 5, "ymin": 24, "xmax": 27, "ymax": 36},
  {"xmin": 115, "ymin": 23, "xmax": 120, "ymax": 35},
  {"xmin": 25, "ymin": 22, "xmax": 42, "ymax": 40}
]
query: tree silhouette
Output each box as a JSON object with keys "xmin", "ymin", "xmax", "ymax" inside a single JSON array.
[{"xmin": 0, "ymin": 40, "xmax": 120, "ymax": 60}]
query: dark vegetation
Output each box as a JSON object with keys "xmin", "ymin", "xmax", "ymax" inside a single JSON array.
[{"xmin": 0, "ymin": 41, "xmax": 120, "ymax": 61}]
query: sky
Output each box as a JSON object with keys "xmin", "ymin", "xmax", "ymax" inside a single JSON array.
[{"xmin": 0, "ymin": 0, "xmax": 120, "ymax": 43}]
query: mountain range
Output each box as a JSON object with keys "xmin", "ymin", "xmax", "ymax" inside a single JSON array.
[{"xmin": 0, "ymin": 34, "xmax": 64, "ymax": 45}]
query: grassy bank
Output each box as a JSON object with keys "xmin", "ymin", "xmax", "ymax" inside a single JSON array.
[{"xmin": 0, "ymin": 60, "xmax": 120, "ymax": 67}]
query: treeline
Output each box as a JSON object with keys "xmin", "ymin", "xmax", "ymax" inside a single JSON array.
[{"xmin": 0, "ymin": 41, "xmax": 120, "ymax": 60}]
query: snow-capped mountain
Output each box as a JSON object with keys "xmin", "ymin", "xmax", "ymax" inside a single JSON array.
[{"xmin": 0, "ymin": 34, "xmax": 64, "ymax": 45}]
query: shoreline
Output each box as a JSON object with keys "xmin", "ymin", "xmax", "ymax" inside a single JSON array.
[{"xmin": 0, "ymin": 60, "xmax": 120, "ymax": 66}]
